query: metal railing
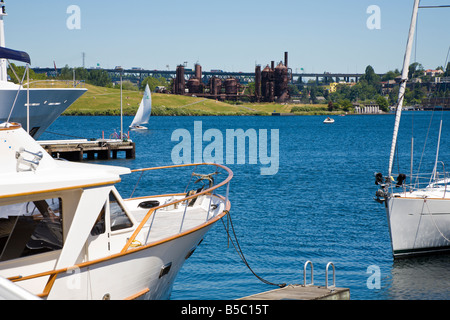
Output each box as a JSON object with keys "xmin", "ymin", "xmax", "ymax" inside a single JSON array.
[
  {"xmin": 303, "ymin": 260, "xmax": 336, "ymax": 289},
  {"xmin": 122, "ymin": 163, "xmax": 233, "ymax": 253},
  {"xmin": 22, "ymin": 79, "xmax": 86, "ymax": 88},
  {"xmin": 391, "ymin": 166, "xmax": 449, "ymax": 197}
]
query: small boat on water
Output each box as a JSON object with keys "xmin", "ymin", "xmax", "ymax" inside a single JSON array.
[
  {"xmin": 323, "ymin": 117, "xmax": 334, "ymax": 124},
  {"xmin": 129, "ymin": 84, "xmax": 151, "ymax": 131},
  {"xmin": 0, "ymin": 122, "xmax": 233, "ymax": 299}
]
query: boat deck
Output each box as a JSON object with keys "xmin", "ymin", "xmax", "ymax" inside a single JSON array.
[{"xmin": 126, "ymin": 195, "xmax": 225, "ymax": 244}]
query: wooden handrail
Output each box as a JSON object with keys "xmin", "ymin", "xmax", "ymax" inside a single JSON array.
[{"xmin": 121, "ymin": 163, "xmax": 233, "ymax": 253}]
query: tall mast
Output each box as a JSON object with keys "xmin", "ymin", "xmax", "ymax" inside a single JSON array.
[
  {"xmin": 388, "ymin": 0, "xmax": 420, "ymax": 178},
  {"xmin": 0, "ymin": 2, "xmax": 7, "ymax": 82}
]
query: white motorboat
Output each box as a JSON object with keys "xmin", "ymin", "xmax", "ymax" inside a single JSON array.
[
  {"xmin": 0, "ymin": 122, "xmax": 233, "ymax": 299},
  {"xmin": 129, "ymin": 84, "xmax": 151, "ymax": 130},
  {"xmin": 374, "ymin": 0, "xmax": 450, "ymax": 258},
  {"xmin": 323, "ymin": 117, "xmax": 334, "ymax": 124},
  {"xmin": 0, "ymin": 2, "xmax": 86, "ymax": 139}
]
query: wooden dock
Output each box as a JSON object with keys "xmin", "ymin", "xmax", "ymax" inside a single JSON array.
[
  {"xmin": 39, "ymin": 139, "xmax": 135, "ymax": 162},
  {"xmin": 239, "ymin": 285, "xmax": 350, "ymax": 300},
  {"xmin": 239, "ymin": 261, "xmax": 350, "ymax": 300}
]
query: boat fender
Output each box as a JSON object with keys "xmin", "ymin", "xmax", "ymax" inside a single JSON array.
[
  {"xmin": 138, "ymin": 200, "xmax": 160, "ymax": 209},
  {"xmin": 396, "ymin": 174, "xmax": 406, "ymax": 187},
  {"xmin": 375, "ymin": 172, "xmax": 383, "ymax": 185}
]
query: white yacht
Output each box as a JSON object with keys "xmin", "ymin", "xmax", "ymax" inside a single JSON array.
[
  {"xmin": 0, "ymin": 121, "xmax": 233, "ymax": 299},
  {"xmin": 0, "ymin": 2, "xmax": 86, "ymax": 139}
]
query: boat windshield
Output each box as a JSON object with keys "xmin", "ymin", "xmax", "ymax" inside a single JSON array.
[{"xmin": 0, "ymin": 198, "xmax": 63, "ymax": 262}]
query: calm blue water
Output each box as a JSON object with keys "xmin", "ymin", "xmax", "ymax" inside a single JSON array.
[{"xmin": 40, "ymin": 112, "xmax": 450, "ymax": 300}]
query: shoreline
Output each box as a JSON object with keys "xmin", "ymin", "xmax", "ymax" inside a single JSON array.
[{"xmin": 61, "ymin": 111, "xmax": 393, "ymax": 117}]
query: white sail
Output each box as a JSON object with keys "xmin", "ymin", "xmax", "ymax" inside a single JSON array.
[{"xmin": 130, "ymin": 84, "xmax": 152, "ymax": 128}]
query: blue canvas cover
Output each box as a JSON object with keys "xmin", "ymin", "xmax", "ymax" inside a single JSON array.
[{"xmin": 0, "ymin": 47, "xmax": 30, "ymax": 64}]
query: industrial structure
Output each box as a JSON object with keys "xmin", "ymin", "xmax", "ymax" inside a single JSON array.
[
  {"xmin": 173, "ymin": 63, "xmax": 241, "ymax": 101},
  {"xmin": 34, "ymin": 67, "xmax": 366, "ymax": 89},
  {"xmin": 255, "ymin": 52, "xmax": 292, "ymax": 102},
  {"xmin": 172, "ymin": 52, "xmax": 292, "ymax": 102}
]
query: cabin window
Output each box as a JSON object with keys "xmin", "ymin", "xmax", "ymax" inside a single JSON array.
[
  {"xmin": 0, "ymin": 198, "xmax": 63, "ymax": 262},
  {"xmin": 109, "ymin": 192, "xmax": 132, "ymax": 231},
  {"xmin": 29, "ymin": 127, "xmax": 40, "ymax": 137},
  {"xmin": 90, "ymin": 204, "xmax": 106, "ymax": 236}
]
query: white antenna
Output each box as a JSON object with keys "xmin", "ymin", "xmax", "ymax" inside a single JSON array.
[{"xmin": 0, "ymin": 1, "xmax": 7, "ymax": 82}]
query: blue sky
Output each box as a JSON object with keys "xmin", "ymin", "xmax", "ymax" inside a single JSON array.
[{"xmin": 4, "ymin": 0, "xmax": 450, "ymax": 74}]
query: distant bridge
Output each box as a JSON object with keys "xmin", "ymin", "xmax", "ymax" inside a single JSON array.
[{"xmin": 33, "ymin": 67, "xmax": 373, "ymax": 85}]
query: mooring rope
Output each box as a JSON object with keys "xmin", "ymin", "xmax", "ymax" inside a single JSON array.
[
  {"xmin": 425, "ymin": 200, "xmax": 450, "ymax": 243},
  {"xmin": 220, "ymin": 211, "xmax": 286, "ymax": 288}
]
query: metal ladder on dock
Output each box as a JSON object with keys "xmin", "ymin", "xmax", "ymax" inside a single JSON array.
[
  {"xmin": 239, "ymin": 260, "xmax": 349, "ymax": 300},
  {"xmin": 303, "ymin": 260, "xmax": 336, "ymax": 289}
]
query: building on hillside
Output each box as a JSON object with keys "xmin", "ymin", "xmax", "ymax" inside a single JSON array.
[
  {"xmin": 353, "ymin": 102, "xmax": 381, "ymax": 114},
  {"xmin": 424, "ymin": 69, "xmax": 444, "ymax": 77}
]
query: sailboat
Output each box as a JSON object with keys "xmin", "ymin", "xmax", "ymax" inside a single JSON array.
[
  {"xmin": 129, "ymin": 84, "xmax": 151, "ymax": 130},
  {"xmin": 374, "ymin": 0, "xmax": 450, "ymax": 258}
]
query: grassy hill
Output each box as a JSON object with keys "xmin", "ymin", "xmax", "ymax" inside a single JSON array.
[{"xmin": 63, "ymin": 84, "xmax": 331, "ymax": 116}]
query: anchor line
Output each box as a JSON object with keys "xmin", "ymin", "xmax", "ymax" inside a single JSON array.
[{"xmin": 220, "ymin": 211, "xmax": 286, "ymax": 288}]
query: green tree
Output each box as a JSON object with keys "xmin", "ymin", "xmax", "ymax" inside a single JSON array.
[
  {"xmin": 87, "ymin": 69, "xmax": 111, "ymax": 87},
  {"xmin": 408, "ymin": 62, "xmax": 424, "ymax": 79},
  {"xmin": 8, "ymin": 63, "xmax": 47, "ymax": 83},
  {"xmin": 342, "ymin": 99, "xmax": 353, "ymax": 111},
  {"xmin": 376, "ymin": 95, "xmax": 389, "ymax": 111},
  {"xmin": 327, "ymin": 101, "xmax": 335, "ymax": 111},
  {"xmin": 382, "ymin": 70, "xmax": 401, "ymax": 81},
  {"xmin": 360, "ymin": 65, "xmax": 381, "ymax": 93},
  {"xmin": 309, "ymin": 87, "xmax": 317, "ymax": 104},
  {"xmin": 363, "ymin": 66, "xmax": 379, "ymax": 83},
  {"xmin": 141, "ymin": 76, "xmax": 168, "ymax": 91},
  {"xmin": 444, "ymin": 62, "xmax": 450, "ymax": 77},
  {"xmin": 55, "ymin": 66, "xmax": 112, "ymax": 87}
]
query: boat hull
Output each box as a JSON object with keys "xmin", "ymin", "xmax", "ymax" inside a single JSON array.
[
  {"xmin": 16, "ymin": 223, "xmax": 213, "ymax": 300},
  {"xmin": 0, "ymin": 87, "xmax": 86, "ymax": 138},
  {"xmin": 385, "ymin": 196, "xmax": 450, "ymax": 257},
  {"xmin": 129, "ymin": 125, "xmax": 148, "ymax": 130}
]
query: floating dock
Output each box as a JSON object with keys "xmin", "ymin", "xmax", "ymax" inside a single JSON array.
[
  {"xmin": 239, "ymin": 285, "xmax": 350, "ymax": 300},
  {"xmin": 39, "ymin": 139, "xmax": 135, "ymax": 162},
  {"xmin": 239, "ymin": 261, "xmax": 349, "ymax": 300}
]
